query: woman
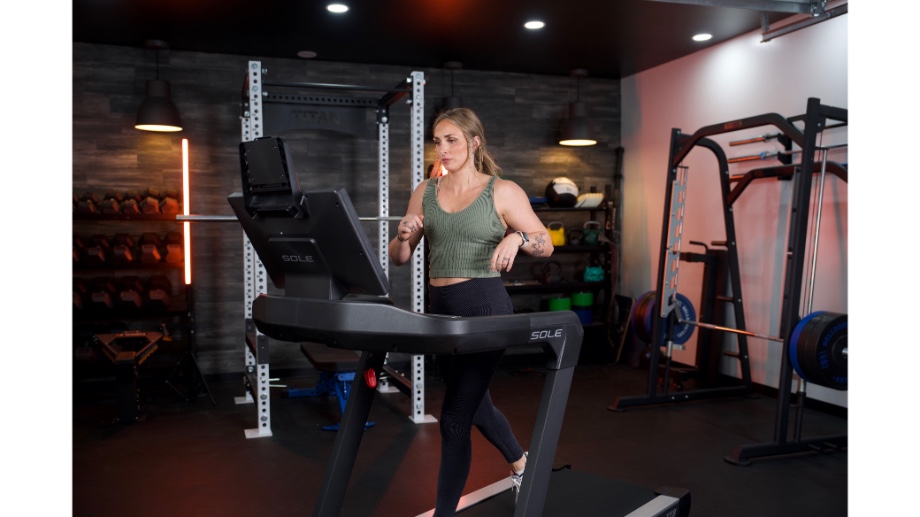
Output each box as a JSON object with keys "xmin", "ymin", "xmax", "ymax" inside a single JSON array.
[{"xmin": 388, "ymin": 107, "xmax": 553, "ymax": 515}]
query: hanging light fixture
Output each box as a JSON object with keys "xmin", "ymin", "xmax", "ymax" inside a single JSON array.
[
  {"xmin": 135, "ymin": 40, "xmax": 183, "ymax": 132},
  {"xmin": 559, "ymin": 69, "xmax": 596, "ymax": 147},
  {"xmin": 443, "ymin": 61, "xmax": 463, "ymax": 110}
]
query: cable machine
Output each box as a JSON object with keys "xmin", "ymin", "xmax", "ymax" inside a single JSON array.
[
  {"xmin": 610, "ymin": 98, "xmax": 848, "ymax": 465},
  {"xmin": 235, "ymin": 61, "xmax": 433, "ymax": 438}
]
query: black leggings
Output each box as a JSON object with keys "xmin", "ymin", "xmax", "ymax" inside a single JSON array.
[{"xmin": 428, "ymin": 277, "xmax": 525, "ymax": 517}]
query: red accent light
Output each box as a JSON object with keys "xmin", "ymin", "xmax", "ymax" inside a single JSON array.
[
  {"xmin": 182, "ymin": 139, "xmax": 192, "ymax": 285},
  {"xmin": 364, "ymin": 368, "xmax": 377, "ymax": 389}
]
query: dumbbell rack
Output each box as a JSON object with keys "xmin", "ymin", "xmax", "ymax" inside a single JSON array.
[{"xmin": 73, "ymin": 203, "xmax": 212, "ymax": 418}]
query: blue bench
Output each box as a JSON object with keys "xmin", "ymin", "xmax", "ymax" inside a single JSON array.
[{"xmin": 286, "ymin": 342, "xmax": 374, "ymax": 431}]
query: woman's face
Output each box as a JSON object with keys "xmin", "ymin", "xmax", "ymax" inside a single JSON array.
[{"xmin": 433, "ymin": 120, "xmax": 478, "ymax": 174}]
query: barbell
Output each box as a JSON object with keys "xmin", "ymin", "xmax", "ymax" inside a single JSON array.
[{"xmin": 630, "ymin": 291, "xmax": 847, "ymax": 390}]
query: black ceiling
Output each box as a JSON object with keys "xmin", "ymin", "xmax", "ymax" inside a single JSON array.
[{"xmin": 72, "ymin": 0, "xmax": 816, "ymax": 80}]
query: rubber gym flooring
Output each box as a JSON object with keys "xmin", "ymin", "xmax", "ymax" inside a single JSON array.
[{"xmin": 72, "ymin": 356, "xmax": 847, "ymax": 517}]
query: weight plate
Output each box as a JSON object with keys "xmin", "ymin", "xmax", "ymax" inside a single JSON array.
[
  {"xmin": 799, "ymin": 313, "xmax": 833, "ymax": 388},
  {"xmin": 633, "ymin": 291, "xmax": 696, "ymax": 345},
  {"xmin": 809, "ymin": 312, "xmax": 847, "ymax": 390},
  {"xmin": 630, "ymin": 292, "xmax": 656, "ymax": 343},
  {"xmin": 789, "ymin": 311, "xmax": 824, "ymax": 383},
  {"xmin": 790, "ymin": 311, "xmax": 847, "ymax": 390},
  {"xmin": 669, "ymin": 292, "xmax": 697, "ymax": 345}
]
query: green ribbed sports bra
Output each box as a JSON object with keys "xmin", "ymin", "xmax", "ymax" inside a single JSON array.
[{"xmin": 423, "ymin": 176, "xmax": 505, "ymax": 278}]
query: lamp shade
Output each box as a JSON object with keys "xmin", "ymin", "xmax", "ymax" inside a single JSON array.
[
  {"xmin": 135, "ymin": 79, "xmax": 183, "ymax": 132},
  {"xmin": 559, "ymin": 101, "xmax": 596, "ymax": 146},
  {"xmin": 443, "ymin": 95, "xmax": 463, "ymax": 110}
]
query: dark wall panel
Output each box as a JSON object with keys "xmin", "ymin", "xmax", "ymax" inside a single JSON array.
[{"xmin": 72, "ymin": 42, "xmax": 621, "ymax": 375}]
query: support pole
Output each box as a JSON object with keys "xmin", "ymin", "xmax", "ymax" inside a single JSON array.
[
  {"xmin": 408, "ymin": 71, "xmax": 436, "ymax": 424},
  {"xmin": 236, "ymin": 60, "xmax": 272, "ymax": 439}
]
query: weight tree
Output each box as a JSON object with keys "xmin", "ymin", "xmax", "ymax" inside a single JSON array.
[
  {"xmin": 611, "ymin": 97, "xmax": 848, "ymax": 463},
  {"xmin": 235, "ymin": 61, "xmax": 433, "ymax": 438}
]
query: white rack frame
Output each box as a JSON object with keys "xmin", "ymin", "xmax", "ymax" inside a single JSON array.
[{"xmin": 236, "ymin": 62, "xmax": 435, "ymax": 438}]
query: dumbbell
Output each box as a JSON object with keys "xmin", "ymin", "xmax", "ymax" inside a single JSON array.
[
  {"xmin": 138, "ymin": 232, "xmax": 164, "ymax": 264},
  {"xmin": 164, "ymin": 231, "xmax": 184, "ymax": 264},
  {"xmin": 110, "ymin": 233, "xmax": 137, "ymax": 265},
  {"xmin": 140, "ymin": 187, "xmax": 161, "ymax": 215},
  {"xmin": 88, "ymin": 277, "xmax": 117, "ymax": 310},
  {"xmin": 73, "ymin": 277, "xmax": 88, "ymax": 311},
  {"xmin": 100, "ymin": 191, "xmax": 124, "ymax": 215},
  {"xmin": 73, "ymin": 234, "xmax": 86, "ymax": 263},
  {"xmin": 84, "ymin": 234, "xmax": 111, "ymax": 265},
  {"xmin": 117, "ymin": 275, "xmax": 146, "ymax": 310},
  {"xmin": 122, "ymin": 191, "xmax": 141, "ymax": 215},
  {"xmin": 159, "ymin": 189, "xmax": 180, "ymax": 215},
  {"xmin": 146, "ymin": 275, "xmax": 173, "ymax": 310},
  {"xmin": 77, "ymin": 192, "xmax": 100, "ymax": 214}
]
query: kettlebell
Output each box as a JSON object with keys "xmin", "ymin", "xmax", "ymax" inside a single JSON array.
[
  {"xmin": 547, "ymin": 221, "xmax": 566, "ymax": 246},
  {"xmin": 583, "ymin": 264, "xmax": 604, "ymax": 282},
  {"xmin": 582, "ymin": 221, "xmax": 602, "ymax": 246},
  {"xmin": 532, "ymin": 261, "xmax": 562, "ymax": 284},
  {"xmin": 567, "ymin": 229, "xmax": 583, "ymax": 246}
]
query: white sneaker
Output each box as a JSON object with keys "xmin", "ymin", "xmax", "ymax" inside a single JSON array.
[{"xmin": 510, "ymin": 452, "xmax": 527, "ymax": 503}]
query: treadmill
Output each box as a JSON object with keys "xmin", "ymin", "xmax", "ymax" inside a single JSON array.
[{"xmin": 229, "ymin": 136, "xmax": 691, "ymax": 517}]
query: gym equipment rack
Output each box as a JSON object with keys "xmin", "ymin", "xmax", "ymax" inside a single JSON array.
[
  {"xmin": 726, "ymin": 98, "xmax": 848, "ymax": 464},
  {"xmin": 235, "ymin": 62, "xmax": 432, "ymax": 438},
  {"xmin": 612, "ymin": 98, "xmax": 847, "ymax": 464}
]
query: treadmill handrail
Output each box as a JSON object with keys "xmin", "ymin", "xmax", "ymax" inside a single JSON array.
[{"xmin": 252, "ymin": 294, "xmax": 584, "ymax": 370}]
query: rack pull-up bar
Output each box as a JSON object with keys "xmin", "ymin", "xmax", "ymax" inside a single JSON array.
[
  {"xmin": 728, "ymin": 142, "xmax": 848, "ymax": 163},
  {"xmin": 177, "ymin": 214, "xmax": 404, "ymax": 223},
  {"xmin": 263, "ymin": 80, "xmax": 412, "ymax": 95},
  {"xmin": 729, "ymin": 133, "xmax": 782, "ymax": 146}
]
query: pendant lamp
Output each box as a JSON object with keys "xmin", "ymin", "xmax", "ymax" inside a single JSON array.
[
  {"xmin": 559, "ymin": 69, "xmax": 596, "ymax": 147},
  {"xmin": 135, "ymin": 40, "xmax": 183, "ymax": 132},
  {"xmin": 443, "ymin": 61, "xmax": 463, "ymax": 110}
]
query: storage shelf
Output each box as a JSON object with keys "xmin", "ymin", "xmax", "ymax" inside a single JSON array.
[
  {"xmin": 510, "ymin": 184, "xmax": 613, "ymax": 327},
  {"xmin": 505, "ymin": 281, "xmax": 607, "ymax": 295},
  {"xmin": 531, "ymin": 245, "xmax": 607, "ymax": 254},
  {"xmin": 73, "ymin": 213, "xmax": 180, "ymax": 221},
  {"xmin": 531, "ymin": 206, "xmax": 606, "ymax": 212},
  {"xmin": 73, "ymin": 296, "xmax": 190, "ymax": 322},
  {"xmin": 73, "ymin": 262, "xmax": 185, "ymax": 272}
]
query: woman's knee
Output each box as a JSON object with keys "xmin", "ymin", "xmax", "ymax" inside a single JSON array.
[{"xmin": 439, "ymin": 411, "xmax": 471, "ymax": 442}]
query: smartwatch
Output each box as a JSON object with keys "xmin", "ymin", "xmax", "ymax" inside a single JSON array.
[{"xmin": 517, "ymin": 231, "xmax": 529, "ymax": 248}]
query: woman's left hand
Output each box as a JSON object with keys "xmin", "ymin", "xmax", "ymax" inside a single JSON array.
[{"xmin": 490, "ymin": 234, "xmax": 521, "ymax": 272}]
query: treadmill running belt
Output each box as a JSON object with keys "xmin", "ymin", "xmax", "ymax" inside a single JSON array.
[{"xmin": 458, "ymin": 468, "xmax": 688, "ymax": 517}]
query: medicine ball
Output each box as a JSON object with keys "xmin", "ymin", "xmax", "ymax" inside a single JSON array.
[{"xmin": 545, "ymin": 177, "xmax": 579, "ymax": 207}]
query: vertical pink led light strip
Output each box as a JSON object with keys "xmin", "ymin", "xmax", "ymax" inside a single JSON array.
[{"xmin": 182, "ymin": 139, "xmax": 191, "ymax": 284}]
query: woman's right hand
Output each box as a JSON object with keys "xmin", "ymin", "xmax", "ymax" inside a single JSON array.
[{"xmin": 397, "ymin": 213, "xmax": 424, "ymax": 243}]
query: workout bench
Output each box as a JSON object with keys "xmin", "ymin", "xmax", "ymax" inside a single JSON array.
[
  {"xmin": 286, "ymin": 342, "xmax": 374, "ymax": 431},
  {"xmin": 93, "ymin": 330, "xmax": 162, "ymax": 423}
]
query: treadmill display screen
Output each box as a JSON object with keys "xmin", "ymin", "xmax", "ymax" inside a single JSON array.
[{"xmin": 228, "ymin": 137, "xmax": 390, "ymax": 300}]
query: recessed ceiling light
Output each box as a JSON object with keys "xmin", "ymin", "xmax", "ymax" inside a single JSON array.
[
  {"xmin": 692, "ymin": 33, "xmax": 713, "ymax": 42},
  {"xmin": 524, "ymin": 20, "xmax": 545, "ymax": 30},
  {"xmin": 297, "ymin": 50, "xmax": 318, "ymax": 59},
  {"xmin": 327, "ymin": 3, "xmax": 349, "ymax": 13}
]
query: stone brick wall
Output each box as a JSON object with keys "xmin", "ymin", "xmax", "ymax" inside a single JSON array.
[{"xmin": 73, "ymin": 42, "xmax": 621, "ymax": 375}]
